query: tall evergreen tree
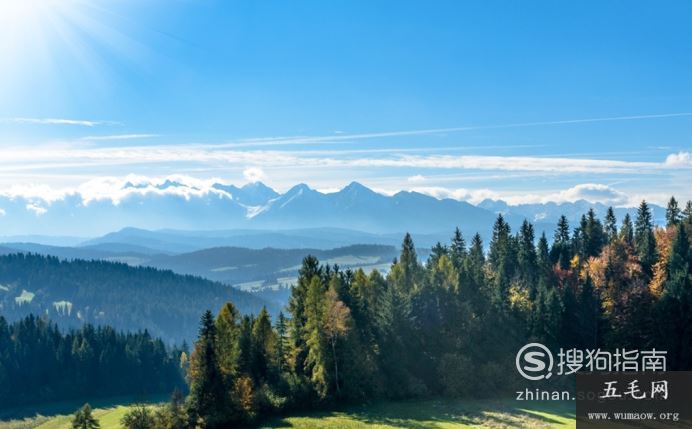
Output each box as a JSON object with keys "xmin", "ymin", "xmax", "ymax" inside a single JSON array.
[
  {"xmin": 250, "ymin": 307, "xmax": 277, "ymax": 383},
  {"xmin": 187, "ymin": 311, "xmax": 227, "ymax": 429},
  {"xmin": 72, "ymin": 404, "xmax": 100, "ymax": 429},
  {"xmin": 620, "ymin": 213, "xmax": 634, "ymax": 246},
  {"xmin": 604, "ymin": 207, "xmax": 617, "ymax": 243},
  {"xmin": 275, "ymin": 312, "xmax": 289, "ymax": 373},
  {"xmin": 450, "ymin": 227, "xmax": 467, "ymax": 269},
  {"xmin": 517, "ymin": 220, "xmax": 538, "ymax": 291},
  {"xmin": 551, "ymin": 215, "xmax": 572, "ymax": 270},
  {"xmin": 215, "ymin": 302, "xmax": 241, "ymax": 379},
  {"xmin": 635, "ymin": 200, "xmax": 657, "ymax": 277},
  {"xmin": 399, "ymin": 233, "xmax": 420, "ymax": 292},
  {"xmin": 666, "ymin": 196, "xmax": 682, "ymax": 227}
]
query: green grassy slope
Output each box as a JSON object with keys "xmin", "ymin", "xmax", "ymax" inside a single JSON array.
[
  {"xmin": 1, "ymin": 398, "xmax": 575, "ymax": 429},
  {"xmin": 259, "ymin": 399, "xmax": 576, "ymax": 429}
]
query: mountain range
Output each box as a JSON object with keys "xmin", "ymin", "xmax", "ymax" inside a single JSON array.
[{"xmin": 0, "ymin": 180, "xmax": 666, "ymax": 240}]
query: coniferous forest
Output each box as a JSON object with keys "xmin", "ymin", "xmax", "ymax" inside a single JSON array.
[
  {"xmin": 0, "ymin": 316, "xmax": 184, "ymax": 407},
  {"xmin": 1, "ymin": 198, "xmax": 690, "ymax": 428},
  {"xmin": 179, "ymin": 198, "xmax": 692, "ymax": 428}
]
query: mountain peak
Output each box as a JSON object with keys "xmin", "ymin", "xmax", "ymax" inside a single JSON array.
[
  {"xmin": 341, "ymin": 181, "xmax": 372, "ymax": 194},
  {"xmin": 286, "ymin": 183, "xmax": 312, "ymax": 194},
  {"xmin": 241, "ymin": 181, "xmax": 275, "ymax": 193}
]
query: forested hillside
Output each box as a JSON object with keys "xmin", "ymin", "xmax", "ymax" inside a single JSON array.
[
  {"xmin": 0, "ymin": 255, "xmax": 275, "ymax": 343},
  {"xmin": 179, "ymin": 198, "xmax": 690, "ymax": 428},
  {"xmin": 0, "ymin": 315, "xmax": 184, "ymax": 408}
]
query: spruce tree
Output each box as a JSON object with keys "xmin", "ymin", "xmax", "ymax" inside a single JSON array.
[
  {"xmin": 187, "ymin": 311, "xmax": 227, "ymax": 429},
  {"xmin": 666, "ymin": 196, "xmax": 681, "ymax": 227},
  {"xmin": 450, "ymin": 227, "xmax": 467, "ymax": 269},
  {"xmin": 275, "ymin": 312, "xmax": 289, "ymax": 373},
  {"xmin": 72, "ymin": 404, "xmax": 100, "ymax": 429},
  {"xmin": 551, "ymin": 215, "xmax": 572, "ymax": 270},
  {"xmin": 604, "ymin": 207, "xmax": 617, "ymax": 243},
  {"xmin": 620, "ymin": 213, "xmax": 634, "ymax": 246},
  {"xmin": 635, "ymin": 200, "xmax": 657, "ymax": 277},
  {"xmin": 399, "ymin": 233, "xmax": 420, "ymax": 292},
  {"xmin": 517, "ymin": 220, "xmax": 538, "ymax": 290},
  {"xmin": 215, "ymin": 302, "xmax": 241, "ymax": 379},
  {"xmin": 250, "ymin": 307, "xmax": 276, "ymax": 383}
]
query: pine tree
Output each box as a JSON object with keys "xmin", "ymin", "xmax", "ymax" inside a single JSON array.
[
  {"xmin": 275, "ymin": 312, "xmax": 289, "ymax": 373},
  {"xmin": 72, "ymin": 404, "xmax": 100, "ymax": 429},
  {"xmin": 187, "ymin": 311, "xmax": 227, "ymax": 429},
  {"xmin": 517, "ymin": 220, "xmax": 538, "ymax": 289},
  {"xmin": 620, "ymin": 213, "xmax": 634, "ymax": 246},
  {"xmin": 287, "ymin": 255, "xmax": 321, "ymax": 378},
  {"xmin": 551, "ymin": 215, "xmax": 572, "ymax": 270},
  {"xmin": 604, "ymin": 207, "xmax": 617, "ymax": 243},
  {"xmin": 684, "ymin": 201, "xmax": 692, "ymax": 223},
  {"xmin": 584, "ymin": 208, "xmax": 605, "ymax": 258},
  {"xmin": 304, "ymin": 276, "xmax": 329, "ymax": 398},
  {"xmin": 666, "ymin": 196, "xmax": 682, "ymax": 227},
  {"xmin": 250, "ymin": 307, "xmax": 277, "ymax": 383},
  {"xmin": 399, "ymin": 233, "xmax": 420, "ymax": 292},
  {"xmin": 215, "ymin": 302, "xmax": 241, "ymax": 379},
  {"xmin": 536, "ymin": 232, "xmax": 551, "ymax": 282},
  {"xmin": 635, "ymin": 200, "xmax": 657, "ymax": 277},
  {"xmin": 450, "ymin": 227, "xmax": 467, "ymax": 269}
]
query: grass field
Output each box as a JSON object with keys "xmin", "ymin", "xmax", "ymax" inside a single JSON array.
[
  {"xmin": 0, "ymin": 398, "xmax": 575, "ymax": 429},
  {"xmin": 259, "ymin": 399, "xmax": 576, "ymax": 429}
]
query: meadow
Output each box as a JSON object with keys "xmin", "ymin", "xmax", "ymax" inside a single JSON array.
[{"xmin": 0, "ymin": 399, "xmax": 576, "ymax": 429}]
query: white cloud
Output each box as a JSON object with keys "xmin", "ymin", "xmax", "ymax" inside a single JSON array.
[
  {"xmin": 0, "ymin": 175, "xmax": 677, "ymax": 208},
  {"xmin": 665, "ymin": 151, "xmax": 691, "ymax": 167},
  {"xmin": 0, "ymin": 208, "xmax": 5, "ymax": 216},
  {"xmin": 552, "ymin": 183, "xmax": 629, "ymax": 206},
  {"xmin": 219, "ymin": 112, "xmax": 692, "ymax": 148},
  {"xmin": 26, "ymin": 203, "xmax": 47, "ymax": 216},
  {"xmin": 0, "ymin": 145, "xmax": 683, "ymax": 175},
  {"xmin": 243, "ymin": 167, "xmax": 266, "ymax": 183},
  {"xmin": 407, "ymin": 174, "xmax": 426, "ymax": 183},
  {"xmin": 81, "ymin": 134, "xmax": 158, "ymax": 141},
  {"xmin": 1, "ymin": 118, "xmax": 117, "ymax": 127},
  {"xmin": 412, "ymin": 183, "xmax": 632, "ymax": 206},
  {"xmin": 410, "ymin": 187, "xmax": 501, "ymax": 204}
]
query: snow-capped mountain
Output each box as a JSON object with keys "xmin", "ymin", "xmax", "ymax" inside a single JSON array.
[{"xmin": 0, "ymin": 177, "xmax": 666, "ymax": 238}]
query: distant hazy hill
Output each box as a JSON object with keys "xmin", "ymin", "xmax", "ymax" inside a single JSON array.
[
  {"xmin": 0, "ymin": 180, "xmax": 664, "ymax": 239},
  {"xmin": 145, "ymin": 244, "xmax": 400, "ymax": 288},
  {"xmin": 0, "ymin": 181, "xmax": 526, "ymax": 238},
  {"xmin": 0, "ymin": 253, "xmax": 275, "ymax": 344},
  {"xmin": 0, "ymin": 241, "xmax": 405, "ymax": 308},
  {"xmin": 81, "ymin": 227, "xmax": 449, "ymax": 252},
  {"xmin": 478, "ymin": 199, "xmax": 666, "ymax": 226}
]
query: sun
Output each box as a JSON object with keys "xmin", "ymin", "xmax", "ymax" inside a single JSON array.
[{"xmin": 0, "ymin": 0, "xmax": 139, "ymax": 103}]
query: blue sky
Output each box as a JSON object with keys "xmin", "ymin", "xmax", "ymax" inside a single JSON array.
[{"xmin": 0, "ymin": 0, "xmax": 690, "ymax": 206}]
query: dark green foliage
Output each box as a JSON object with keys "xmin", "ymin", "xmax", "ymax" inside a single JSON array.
[
  {"xmin": 551, "ymin": 215, "xmax": 572, "ymax": 270},
  {"xmin": 0, "ymin": 253, "xmax": 272, "ymax": 344},
  {"xmin": 72, "ymin": 403, "xmax": 100, "ymax": 429},
  {"xmin": 187, "ymin": 311, "xmax": 229, "ymax": 429},
  {"xmin": 121, "ymin": 404, "xmax": 156, "ymax": 429},
  {"xmin": 18, "ymin": 198, "xmax": 686, "ymax": 427},
  {"xmin": 604, "ymin": 207, "xmax": 617, "ymax": 243},
  {"xmin": 666, "ymin": 197, "xmax": 682, "ymax": 227},
  {"xmin": 0, "ymin": 316, "xmax": 183, "ymax": 408},
  {"xmin": 635, "ymin": 200, "xmax": 657, "ymax": 277},
  {"xmin": 620, "ymin": 213, "xmax": 634, "ymax": 246}
]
